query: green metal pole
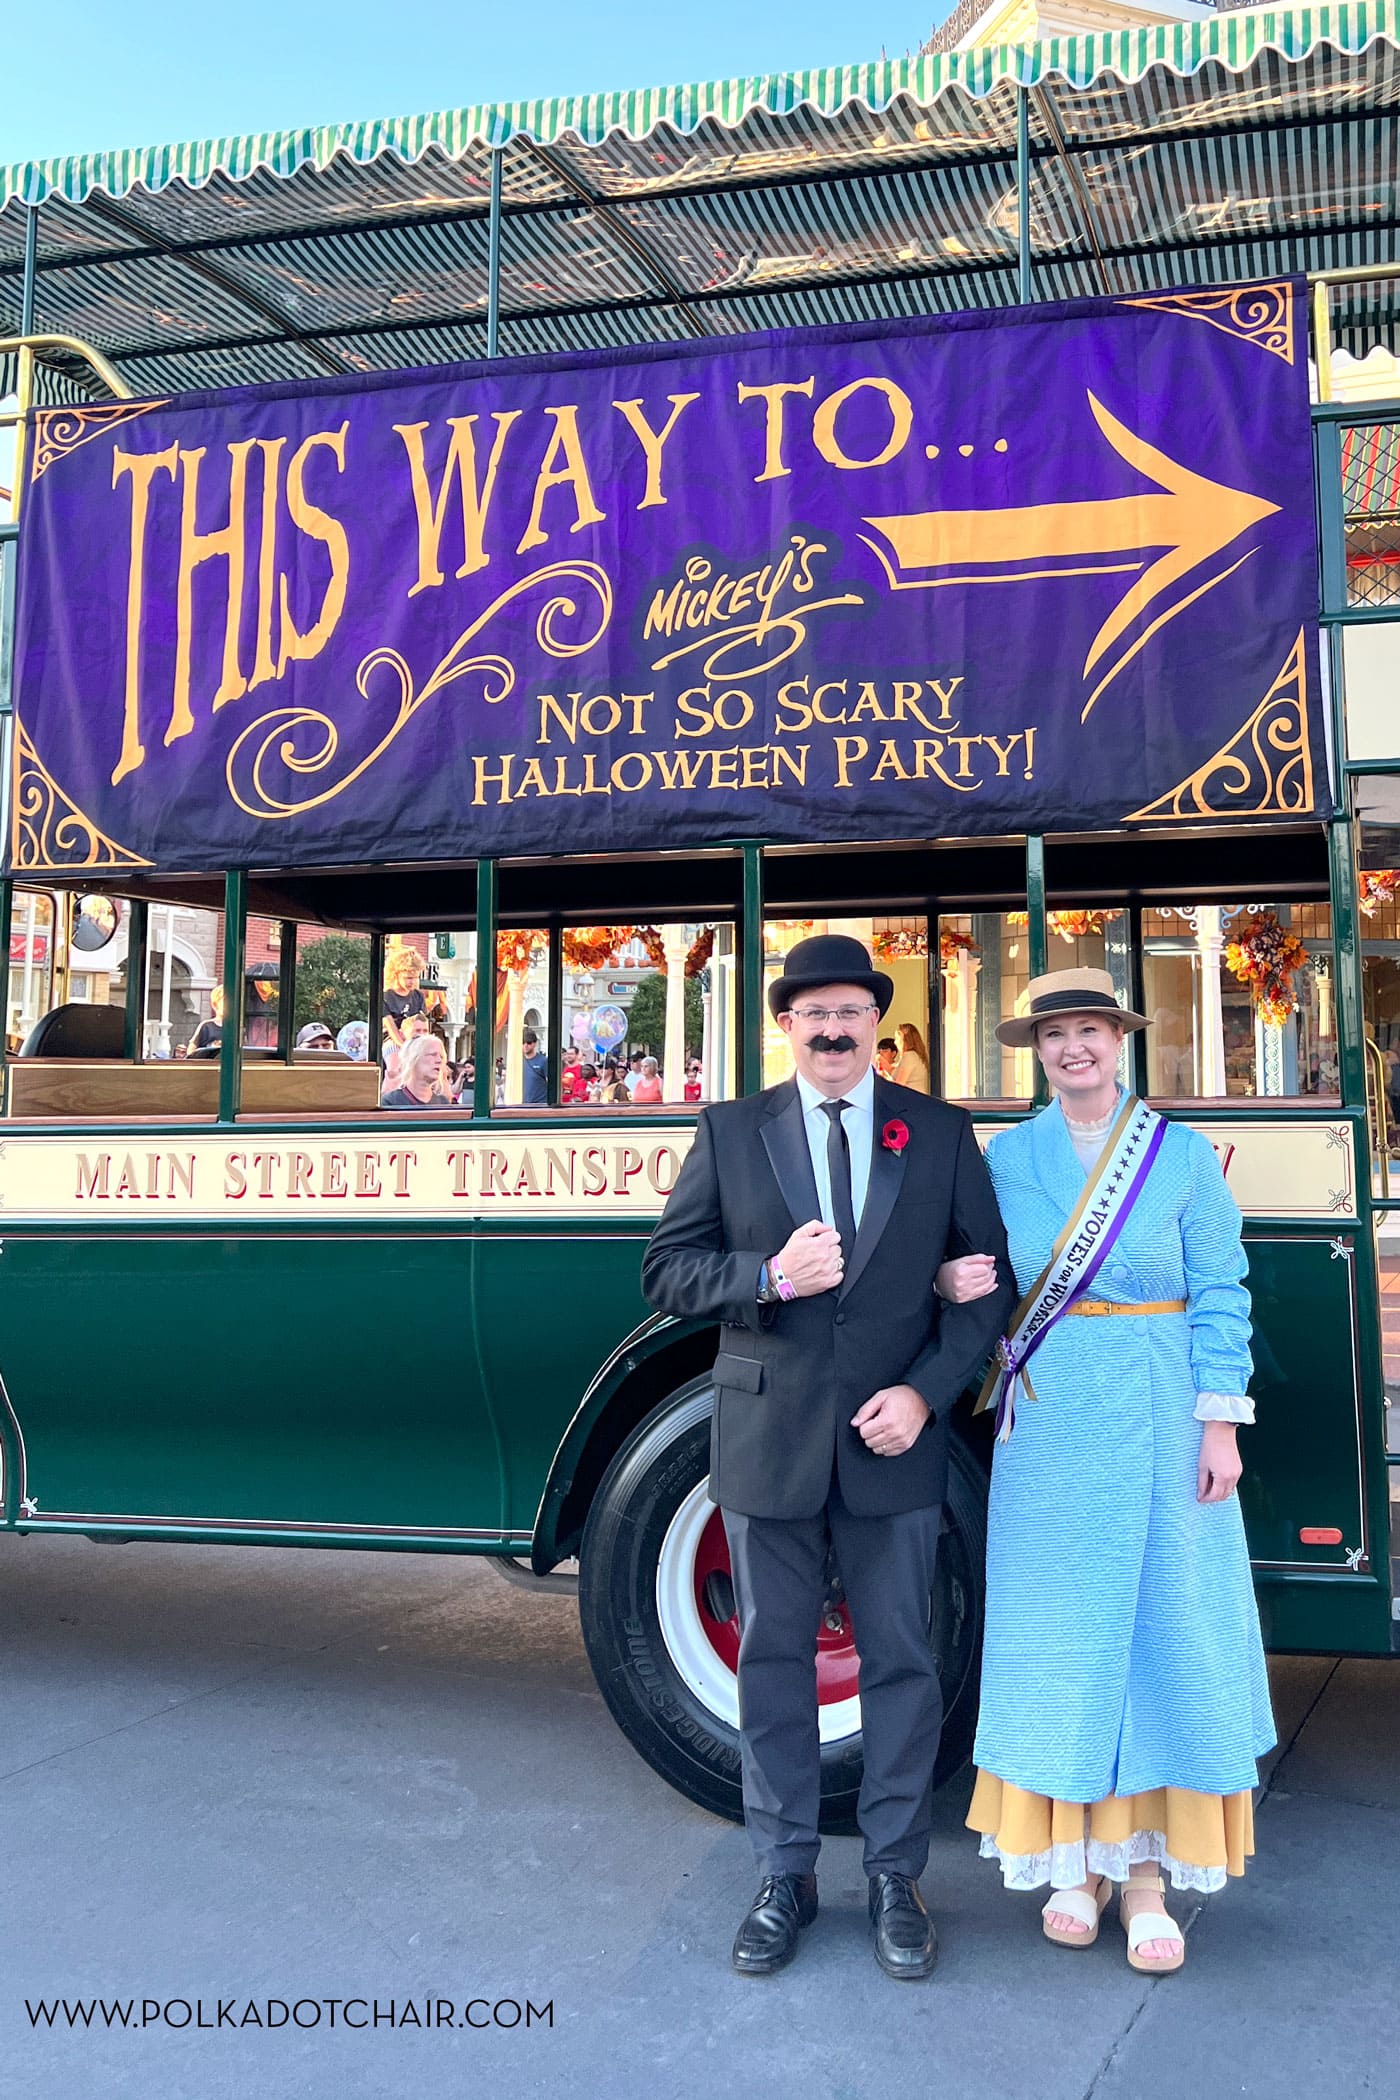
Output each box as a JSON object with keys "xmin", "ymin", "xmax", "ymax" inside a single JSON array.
[
  {"xmin": 123, "ymin": 897, "xmax": 148, "ymax": 1060},
  {"xmin": 1025, "ymin": 834, "xmax": 1048, "ymax": 978},
  {"xmin": 1126, "ymin": 901, "xmax": 1148, "ymax": 1097},
  {"xmin": 486, "ymin": 147, "xmax": 503, "ymax": 359},
  {"xmin": 277, "ymin": 916, "xmax": 297, "ymax": 1060},
  {"xmin": 1329, "ymin": 812, "xmax": 1367, "ymax": 1116},
  {"xmin": 925, "ymin": 912, "xmax": 942, "ymax": 1100},
  {"xmin": 21, "ymin": 205, "xmax": 37, "ymax": 336},
  {"xmin": 218, "ymin": 870, "xmax": 247, "ymax": 1123},
  {"xmin": 739, "ymin": 841, "xmax": 765, "ymax": 1096},
  {"xmin": 1025, "ymin": 834, "xmax": 1049, "ymax": 1104},
  {"xmin": 0, "ymin": 525, "xmax": 17, "ymax": 716},
  {"xmin": 473, "ymin": 857, "xmax": 498, "ymax": 1118},
  {"xmin": 368, "ymin": 930, "xmax": 386, "ymax": 1074},
  {"xmin": 1314, "ymin": 420, "xmax": 1348, "ymax": 614},
  {"xmin": 1016, "ymin": 89, "xmax": 1032, "ymax": 305},
  {"xmin": 546, "ymin": 923, "xmax": 563, "ymax": 1103}
]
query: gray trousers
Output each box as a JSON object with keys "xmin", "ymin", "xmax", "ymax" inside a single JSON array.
[{"xmin": 722, "ymin": 1478, "xmax": 943, "ymax": 1881}]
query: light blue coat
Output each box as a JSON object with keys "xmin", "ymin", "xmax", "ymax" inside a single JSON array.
[{"xmin": 973, "ymin": 1097, "xmax": 1276, "ymax": 1801}]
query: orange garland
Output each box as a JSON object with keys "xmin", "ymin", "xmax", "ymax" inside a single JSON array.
[
  {"xmin": 562, "ymin": 925, "xmax": 632, "ymax": 973},
  {"xmin": 497, "ymin": 929, "xmax": 545, "ymax": 974},
  {"xmin": 635, "ymin": 926, "xmax": 716, "ymax": 976},
  {"xmin": 1005, "ymin": 910, "xmax": 1109, "ymax": 942},
  {"xmin": 1224, "ymin": 910, "xmax": 1310, "ymax": 1026},
  {"xmin": 939, "ymin": 929, "xmax": 980, "ymax": 966},
  {"xmin": 1359, "ymin": 870, "xmax": 1400, "ymax": 918},
  {"xmin": 871, "ymin": 927, "xmax": 928, "ymax": 961}
]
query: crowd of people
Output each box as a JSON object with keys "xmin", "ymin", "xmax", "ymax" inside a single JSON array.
[
  {"xmin": 166, "ymin": 938, "xmax": 932, "ymax": 1112},
  {"xmin": 427, "ymin": 1027, "xmax": 699, "ymax": 1110},
  {"xmin": 139, "ymin": 941, "xmax": 730, "ymax": 1105},
  {"xmin": 373, "ymin": 944, "xmax": 694, "ymax": 1108}
]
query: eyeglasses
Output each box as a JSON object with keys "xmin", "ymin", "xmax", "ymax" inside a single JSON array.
[{"xmin": 787, "ymin": 1004, "xmax": 878, "ymax": 1026}]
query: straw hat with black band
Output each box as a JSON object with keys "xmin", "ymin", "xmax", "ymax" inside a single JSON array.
[{"xmin": 994, "ymin": 967, "xmax": 1150, "ymax": 1049}]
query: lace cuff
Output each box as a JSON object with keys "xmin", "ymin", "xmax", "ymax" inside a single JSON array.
[{"xmin": 1194, "ymin": 1391, "xmax": 1255, "ymax": 1424}]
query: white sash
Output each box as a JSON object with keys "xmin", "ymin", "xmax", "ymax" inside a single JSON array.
[{"xmin": 975, "ymin": 1095, "xmax": 1168, "ymax": 1442}]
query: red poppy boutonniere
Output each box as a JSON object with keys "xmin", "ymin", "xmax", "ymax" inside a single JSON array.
[{"xmin": 882, "ymin": 1118, "xmax": 910, "ymax": 1154}]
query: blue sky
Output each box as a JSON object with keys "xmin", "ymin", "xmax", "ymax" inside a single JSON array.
[{"xmin": 4, "ymin": 3, "xmax": 945, "ymax": 165}]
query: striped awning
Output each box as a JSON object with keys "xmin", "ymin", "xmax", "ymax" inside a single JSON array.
[{"xmin": 3, "ymin": 2, "xmax": 1400, "ymax": 397}]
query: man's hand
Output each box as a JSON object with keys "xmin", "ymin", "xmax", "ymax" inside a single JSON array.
[
  {"xmin": 1197, "ymin": 1421, "xmax": 1243, "ymax": 1503},
  {"xmin": 775, "ymin": 1220, "xmax": 845, "ymax": 1296},
  {"xmin": 852, "ymin": 1383, "xmax": 930, "ymax": 1457}
]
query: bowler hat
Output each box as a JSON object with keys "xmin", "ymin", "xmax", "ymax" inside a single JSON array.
[
  {"xmin": 768, "ymin": 934, "xmax": 894, "ymax": 1021},
  {"xmin": 995, "ymin": 966, "xmax": 1150, "ymax": 1048}
]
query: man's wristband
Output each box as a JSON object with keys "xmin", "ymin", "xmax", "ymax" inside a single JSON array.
[{"xmin": 768, "ymin": 1256, "xmax": 798, "ymax": 1303}]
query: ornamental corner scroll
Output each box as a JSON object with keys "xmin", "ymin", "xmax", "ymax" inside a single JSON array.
[{"xmin": 224, "ymin": 560, "xmax": 613, "ymax": 822}]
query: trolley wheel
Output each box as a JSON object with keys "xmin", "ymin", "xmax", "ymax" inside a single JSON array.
[{"xmin": 577, "ymin": 1373, "xmax": 987, "ymax": 1827}]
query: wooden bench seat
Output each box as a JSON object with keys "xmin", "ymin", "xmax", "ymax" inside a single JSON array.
[{"xmin": 6, "ymin": 1057, "xmax": 383, "ymax": 1120}]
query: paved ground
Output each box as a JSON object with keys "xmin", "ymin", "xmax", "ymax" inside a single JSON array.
[{"xmin": 3, "ymin": 1534, "xmax": 1395, "ymax": 2100}]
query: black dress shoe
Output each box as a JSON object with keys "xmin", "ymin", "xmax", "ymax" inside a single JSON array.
[
  {"xmin": 731, "ymin": 1873, "xmax": 819, "ymax": 1975},
  {"xmin": 868, "ymin": 1872, "xmax": 938, "ymax": 1980}
]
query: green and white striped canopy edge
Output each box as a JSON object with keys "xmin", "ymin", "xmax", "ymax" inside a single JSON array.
[{"xmin": 2, "ymin": 0, "xmax": 1397, "ymax": 210}]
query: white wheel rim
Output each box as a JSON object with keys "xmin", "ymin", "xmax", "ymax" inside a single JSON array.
[{"xmin": 655, "ymin": 1476, "xmax": 864, "ymax": 1746}]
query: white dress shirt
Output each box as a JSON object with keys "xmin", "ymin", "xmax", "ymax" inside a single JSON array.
[{"xmin": 795, "ymin": 1065, "xmax": 875, "ymax": 1229}]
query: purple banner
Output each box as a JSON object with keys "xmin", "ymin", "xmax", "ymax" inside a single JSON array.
[{"xmin": 11, "ymin": 283, "xmax": 1325, "ymax": 876}]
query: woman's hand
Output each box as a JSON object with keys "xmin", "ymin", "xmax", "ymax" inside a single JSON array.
[
  {"xmin": 936, "ymin": 1252, "xmax": 1000, "ymax": 1304},
  {"xmin": 1197, "ymin": 1421, "xmax": 1243, "ymax": 1503}
]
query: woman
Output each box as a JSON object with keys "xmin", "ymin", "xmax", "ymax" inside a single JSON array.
[
  {"xmin": 599, "ymin": 1058, "xmax": 630, "ymax": 1106},
  {"xmin": 893, "ymin": 1019, "xmax": 930, "ymax": 1092},
  {"xmin": 631, "ymin": 1055, "xmax": 664, "ymax": 1103},
  {"xmin": 939, "ymin": 967, "xmax": 1273, "ymax": 1972},
  {"xmin": 380, "ymin": 1032, "xmax": 451, "ymax": 1108}
]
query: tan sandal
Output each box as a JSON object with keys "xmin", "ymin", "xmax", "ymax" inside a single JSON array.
[
  {"xmin": 1119, "ymin": 1876, "xmax": 1186, "ymax": 1974},
  {"xmin": 1041, "ymin": 1874, "xmax": 1111, "ymax": 1948}
]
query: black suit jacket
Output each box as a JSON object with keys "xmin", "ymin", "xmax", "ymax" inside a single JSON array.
[{"xmin": 641, "ymin": 1075, "xmax": 1016, "ymax": 1519}]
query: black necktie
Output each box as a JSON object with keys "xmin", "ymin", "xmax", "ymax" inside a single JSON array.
[{"xmin": 820, "ymin": 1098, "xmax": 857, "ymax": 1266}]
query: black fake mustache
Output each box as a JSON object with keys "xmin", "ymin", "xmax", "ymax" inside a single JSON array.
[{"xmin": 809, "ymin": 1034, "xmax": 858, "ymax": 1055}]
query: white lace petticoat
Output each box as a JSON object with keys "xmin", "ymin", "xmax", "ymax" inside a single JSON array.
[{"xmin": 978, "ymin": 1830, "xmax": 1227, "ymax": 1896}]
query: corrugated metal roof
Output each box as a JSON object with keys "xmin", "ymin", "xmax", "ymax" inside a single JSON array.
[{"xmin": 3, "ymin": 3, "xmax": 1399, "ymax": 394}]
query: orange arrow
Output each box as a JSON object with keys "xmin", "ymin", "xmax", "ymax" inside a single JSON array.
[{"xmin": 859, "ymin": 392, "xmax": 1280, "ymax": 718}]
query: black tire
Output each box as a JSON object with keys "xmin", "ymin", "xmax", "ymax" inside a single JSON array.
[{"xmin": 578, "ymin": 1373, "xmax": 988, "ymax": 1827}]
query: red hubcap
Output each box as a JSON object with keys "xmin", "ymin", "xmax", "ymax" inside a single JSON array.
[{"xmin": 693, "ymin": 1507, "xmax": 862, "ymax": 1705}]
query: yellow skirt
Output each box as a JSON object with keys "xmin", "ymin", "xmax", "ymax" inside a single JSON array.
[{"xmin": 967, "ymin": 1769, "xmax": 1255, "ymax": 1895}]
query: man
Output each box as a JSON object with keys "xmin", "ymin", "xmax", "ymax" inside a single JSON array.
[
  {"xmin": 522, "ymin": 1028, "xmax": 548, "ymax": 1106},
  {"xmin": 642, "ymin": 935, "xmax": 1013, "ymax": 1980},
  {"xmin": 624, "ymin": 1048, "xmax": 646, "ymax": 1098},
  {"xmin": 875, "ymin": 1035, "xmax": 899, "ymax": 1078}
]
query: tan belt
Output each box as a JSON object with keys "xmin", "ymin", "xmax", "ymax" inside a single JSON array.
[{"xmin": 1066, "ymin": 1298, "xmax": 1186, "ymax": 1317}]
